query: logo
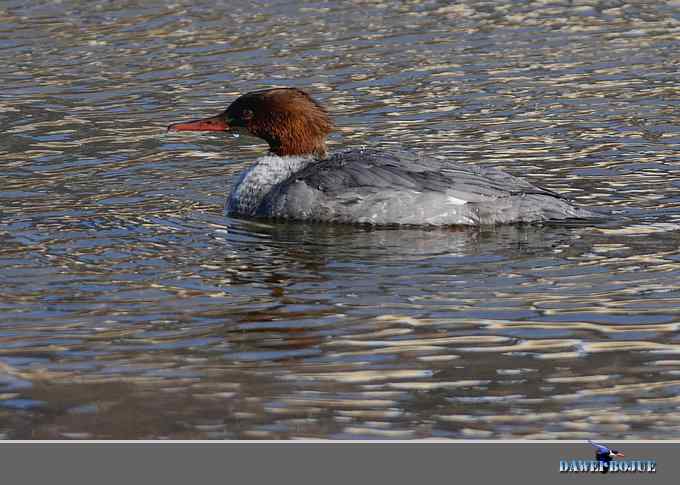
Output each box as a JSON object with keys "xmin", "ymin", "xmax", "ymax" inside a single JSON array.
[{"xmin": 559, "ymin": 441, "xmax": 656, "ymax": 474}]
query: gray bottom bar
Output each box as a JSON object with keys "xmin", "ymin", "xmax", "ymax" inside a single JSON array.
[{"xmin": 0, "ymin": 442, "xmax": 675, "ymax": 484}]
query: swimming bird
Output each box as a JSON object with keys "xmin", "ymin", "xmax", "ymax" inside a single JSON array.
[
  {"xmin": 589, "ymin": 440, "xmax": 624, "ymax": 473},
  {"xmin": 168, "ymin": 88, "xmax": 596, "ymax": 225}
]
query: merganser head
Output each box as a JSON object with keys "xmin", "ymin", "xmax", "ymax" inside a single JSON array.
[{"xmin": 168, "ymin": 88, "xmax": 333, "ymax": 158}]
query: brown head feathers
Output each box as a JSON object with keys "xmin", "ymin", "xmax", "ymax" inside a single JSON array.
[{"xmin": 224, "ymin": 88, "xmax": 333, "ymax": 158}]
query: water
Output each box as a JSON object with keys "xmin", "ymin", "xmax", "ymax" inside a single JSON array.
[{"xmin": 1, "ymin": 0, "xmax": 680, "ymax": 439}]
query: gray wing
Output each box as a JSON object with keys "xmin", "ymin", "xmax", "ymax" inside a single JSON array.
[
  {"xmin": 283, "ymin": 148, "xmax": 565, "ymax": 202},
  {"xmin": 256, "ymin": 148, "xmax": 589, "ymax": 224}
]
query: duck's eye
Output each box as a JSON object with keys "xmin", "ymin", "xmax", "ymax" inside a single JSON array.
[{"xmin": 241, "ymin": 109, "xmax": 254, "ymax": 120}]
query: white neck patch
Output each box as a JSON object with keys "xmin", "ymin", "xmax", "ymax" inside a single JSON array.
[{"xmin": 227, "ymin": 154, "xmax": 315, "ymax": 215}]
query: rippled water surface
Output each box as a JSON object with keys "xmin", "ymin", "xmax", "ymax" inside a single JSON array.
[{"xmin": 1, "ymin": 0, "xmax": 680, "ymax": 439}]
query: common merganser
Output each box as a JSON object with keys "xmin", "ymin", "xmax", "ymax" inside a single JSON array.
[{"xmin": 168, "ymin": 88, "xmax": 596, "ymax": 225}]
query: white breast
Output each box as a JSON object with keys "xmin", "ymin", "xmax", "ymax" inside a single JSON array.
[{"xmin": 227, "ymin": 155, "xmax": 314, "ymax": 216}]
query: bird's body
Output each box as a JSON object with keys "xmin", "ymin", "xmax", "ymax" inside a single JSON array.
[{"xmin": 227, "ymin": 148, "xmax": 594, "ymax": 225}]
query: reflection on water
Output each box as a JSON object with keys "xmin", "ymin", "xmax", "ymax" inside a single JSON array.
[{"xmin": 1, "ymin": 0, "xmax": 680, "ymax": 439}]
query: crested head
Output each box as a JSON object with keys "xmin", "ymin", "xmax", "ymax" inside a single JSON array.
[
  {"xmin": 226, "ymin": 88, "xmax": 333, "ymax": 158},
  {"xmin": 169, "ymin": 88, "xmax": 333, "ymax": 158}
]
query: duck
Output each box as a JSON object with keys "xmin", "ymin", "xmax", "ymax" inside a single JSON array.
[{"xmin": 168, "ymin": 88, "xmax": 596, "ymax": 226}]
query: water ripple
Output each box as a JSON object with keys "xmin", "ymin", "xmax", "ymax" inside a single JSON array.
[{"xmin": 0, "ymin": 0, "xmax": 679, "ymax": 438}]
